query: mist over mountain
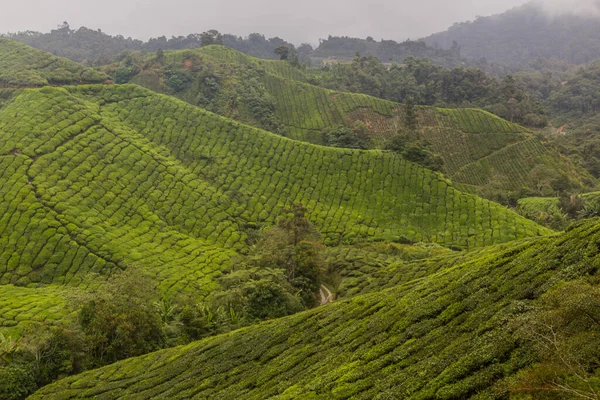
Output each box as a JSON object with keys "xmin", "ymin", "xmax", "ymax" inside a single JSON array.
[
  {"xmin": 424, "ymin": 1, "xmax": 600, "ymax": 66},
  {"xmin": 536, "ymin": 0, "xmax": 600, "ymax": 17}
]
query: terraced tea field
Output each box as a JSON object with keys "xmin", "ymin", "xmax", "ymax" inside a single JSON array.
[
  {"xmin": 32, "ymin": 220, "xmax": 600, "ymax": 400},
  {"xmin": 0, "ymin": 39, "xmax": 108, "ymax": 87},
  {"xmin": 1, "ymin": 38, "xmax": 597, "ymax": 400},
  {"xmin": 117, "ymin": 46, "xmax": 594, "ymax": 194},
  {"xmin": 0, "ymin": 83, "xmax": 551, "ymax": 333}
]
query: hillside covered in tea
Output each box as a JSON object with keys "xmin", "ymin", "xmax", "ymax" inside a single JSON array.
[
  {"xmin": 32, "ymin": 219, "xmax": 600, "ymax": 399},
  {"xmin": 104, "ymin": 45, "xmax": 595, "ymax": 198},
  {"xmin": 0, "ymin": 36, "xmax": 597, "ymax": 399},
  {"xmin": 0, "ymin": 79, "xmax": 550, "ymax": 334},
  {"xmin": 0, "ymin": 38, "xmax": 108, "ymax": 87}
]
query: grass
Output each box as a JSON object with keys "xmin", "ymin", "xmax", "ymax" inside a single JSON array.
[{"xmin": 30, "ymin": 220, "xmax": 600, "ymax": 399}]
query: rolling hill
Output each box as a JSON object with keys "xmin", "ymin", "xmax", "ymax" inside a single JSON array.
[
  {"xmin": 0, "ymin": 30, "xmax": 597, "ymax": 400},
  {"xmin": 0, "ymin": 38, "xmax": 109, "ymax": 87},
  {"xmin": 30, "ymin": 219, "xmax": 600, "ymax": 399},
  {"xmin": 110, "ymin": 46, "xmax": 595, "ymax": 195},
  {"xmin": 0, "ymin": 81, "xmax": 552, "ymax": 336}
]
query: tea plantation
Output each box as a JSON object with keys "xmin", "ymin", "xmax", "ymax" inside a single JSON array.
[
  {"xmin": 0, "ymin": 39, "xmax": 109, "ymax": 87},
  {"xmin": 113, "ymin": 46, "xmax": 594, "ymax": 194},
  {"xmin": 0, "ymin": 83, "xmax": 551, "ymax": 333},
  {"xmin": 0, "ymin": 40, "xmax": 592, "ymax": 398},
  {"xmin": 31, "ymin": 220, "xmax": 600, "ymax": 399}
]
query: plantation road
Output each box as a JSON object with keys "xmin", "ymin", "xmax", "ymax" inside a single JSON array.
[{"xmin": 320, "ymin": 285, "xmax": 334, "ymax": 305}]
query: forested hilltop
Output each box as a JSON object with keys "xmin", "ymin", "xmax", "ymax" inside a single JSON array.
[
  {"xmin": 424, "ymin": 2, "xmax": 600, "ymax": 67},
  {"xmin": 311, "ymin": 35, "xmax": 465, "ymax": 68},
  {"xmin": 2, "ymin": 23, "xmax": 297, "ymax": 64}
]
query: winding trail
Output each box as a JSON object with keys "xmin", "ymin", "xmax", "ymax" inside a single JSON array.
[{"xmin": 319, "ymin": 285, "xmax": 334, "ymax": 305}]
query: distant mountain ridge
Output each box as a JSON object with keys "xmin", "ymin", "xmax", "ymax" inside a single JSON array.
[{"xmin": 423, "ymin": 2, "xmax": 600, "ymax": 67}]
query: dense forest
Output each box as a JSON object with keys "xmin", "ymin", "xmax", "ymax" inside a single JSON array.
[
  {"xmin": 2, "ymin": 22, "xmax": 296, "ymax": 63},
  {"xmin": 1, "ymin": 1, "xmax": 600, "ymax": 397},
  {"xmin": 312, "ymin": 35, "xmax": 464, "ymax": 67}
]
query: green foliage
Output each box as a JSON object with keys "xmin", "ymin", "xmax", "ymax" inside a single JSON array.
[
  {"xmin": 19, "ymin": 323, "xmax": 87, "ymax": 387},
  {"xmin": 323, "ymin": 123, "xmax": 369, "ymax": 149},
  {"xmin": 0, "ymin": 38, "xmax": 108, "ymax": 87},
  {"xmin": 73, "ymin": 266, "xmax": 165, "ymax": 366},
  {"xmin": 165, "ymin": 70, "xmax": 191, "ymax": 92},
  {"xmin": 30, "ymin": 219, "xmax": 600, "ymax": 399},
  {"xmin": 96, "ymin": 46, "xmax": 592, "ymax": 197},
  {"xmin": 0, "ymin": 365, "xmax": 37, "ymax": 399},
  {"xmin": 510, "ymin": 280, "xmax": 600, "ymax": 399}
]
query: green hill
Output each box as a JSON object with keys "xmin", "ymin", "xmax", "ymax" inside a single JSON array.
[
  {"xmin": 0, "ymin": 83, "xmax": 551, "ymax": 334},
  {"xmin": 108, "ymin": 46, "xmax": 595, "ymax": 196},
  {"xmin": 31, "ymin": 220, "xmax": 600, "ymax": 399},
  {"xmin": 0, "ymin": 39, "xmax": 109, "ymax": 87}
]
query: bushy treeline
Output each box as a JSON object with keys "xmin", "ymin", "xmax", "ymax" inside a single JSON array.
[
  {"xmin": 312, "ymin": 35, "xmax": 464, "ymax": 68},
  {"xmin": 513, "ymin": 61, "xmax": 600, "ymax": 179},
  {"xmin": 2, "ymin": 23, "xmax": 296, "ymax": 64},
  {"xmin": 310, "ymin": 54, "xmax": 548, "ymax": 128},
  {"xmin": 518, "ymin": 191, "xmax": 600, "ymax": 230}
]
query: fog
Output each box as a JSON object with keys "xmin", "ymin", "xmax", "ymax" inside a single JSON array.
[
  {"xmin": 535, "ymin": 0, "xmax": 600, "ymax": 16},
  {"xmin": 1, "ymin": 0, "xmax": 596, "ymax": 45}
]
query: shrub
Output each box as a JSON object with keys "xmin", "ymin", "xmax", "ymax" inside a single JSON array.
[{"xmin": 0, "ymin": 365, "xmax": 37, "ymax": 400}]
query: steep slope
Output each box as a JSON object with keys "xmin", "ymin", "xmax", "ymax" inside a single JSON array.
[
  {"xmin": 112, "ymin": 46, "xmax": 595, "ymax": 194},
  {"xmin": 423, "ymin": 2, "xmax": 600, "ymax": 67},
  {"xmin": 0, "ymin": 38, "xmax": 109, "ymax": 87},
  {"xmin": 0, "ymin": 84, "xmax": 550, "ymax": 333},
  {"xmin": 31, "ymin": 220, "xmax": 600, "ymax": 399},
  {"xmin": 64, "ymin": 84, "xmax": 548, "ymax": 248}
]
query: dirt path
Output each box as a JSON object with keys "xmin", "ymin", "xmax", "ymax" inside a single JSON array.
[{"xmin": 319, "ymin": 285, "xmax": 333, "ymax": 305}]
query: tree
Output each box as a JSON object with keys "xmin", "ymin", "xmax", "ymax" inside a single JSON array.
[
  {"xmin": 274, "ymin": 46, "xmax": 290, "ymax": 60},
  {"xmin": 404, "ymin": 97, "xmax": 418, "ymax": 135},
  {"xmin": 388, "ymin": 138, "xmax": 444, "ymax": 172},
  {"xmin": 200, "ymin": 30, "xmax": 223, "ymax": 47},
  {"xmin": 528, "ymin": 165, "xmax": 558, "ymax": 195},
  {"xmin": 511, "ymin": 280, "xmax": 600, "ymax": 399},
  {"xmin": 323, "ymin": 122, "xmax": 369, "ymax": 149},
  {"xmin": 156, "ymin": 48, "xmax": 165, "ymax": 64},
  {"xmin": 0, "ymin": 365, "xmax": 37, "ymax": 400},
  {"xmin": 297, "ymin": 43, "xmax": 314, "ymax": 66},
  {"xmin": 256, "ymin": 205, "xmax": 323, "ymax": 306},
  {"xmin": 71, "ymin": 266, "xmax": 164, "ymax": 366}
]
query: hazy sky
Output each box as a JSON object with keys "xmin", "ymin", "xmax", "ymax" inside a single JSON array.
[{"xmin": 0, "ymin": 0, "xmax": 591, "ymax": 44}]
